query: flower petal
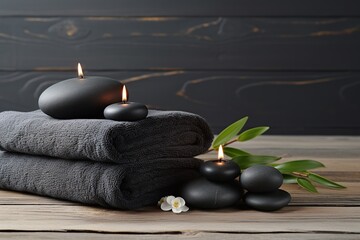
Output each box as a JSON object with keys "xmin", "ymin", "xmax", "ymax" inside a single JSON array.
[
  {"xmin": 180, "ymin": 205, "xmax": 189, "ymax": 212},
  {"xmin": 177, "ymin": 197, "xmax": 186, "ymax": 206},
  {"xmin": 171, "ymin": 200, "xmax": 178, "ymax": 208},
  {"xmin": 172, "ymin": 207, "xmax": 182, "ymax": 214},
  {"xmin": 171, "ymin": 198, "xmax": 178, "ymax": 204},
  {"xmin": 158, "ymin": 197, "xmax": 166, "ymax": 206},
  {"xmin": 160, "ymin": 202, "xmax": 172, "ymax": 211},
  {"xmin": 166, "ymin": 196, "xmax": 175, "ymax": 205}
]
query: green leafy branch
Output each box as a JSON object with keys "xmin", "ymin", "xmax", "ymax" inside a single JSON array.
[{"xmin": 209, "ymin": 116, "xmax": 346, "ymax": 193}]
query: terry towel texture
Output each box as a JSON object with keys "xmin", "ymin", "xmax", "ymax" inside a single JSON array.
[
  {"xmin": 0, "ymin": 151, "xmax": 202, "ymax": 209},
  {"xmin": 0, "ymin": 109, "xmax": 213, "ymax": 209},
  {"xmin": 0, "ymin": 110, "xmax": 213, "ymax": 163}
]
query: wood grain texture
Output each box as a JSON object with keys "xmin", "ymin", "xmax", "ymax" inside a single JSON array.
[
  {"xmin": 0, "ymin": 233, "xmax": 359, "ymax": 240},
  {"xmin": 0, "ymin": 205, "xmax": 358, "ymax": 233},
  {"xmin": 0, "ymin": 0, "xmax": 359, "ymax": 17},
  {"xmin": 0, "ymin": 71, "xmax": 359, "ymax": 134},
  {"xmin": 0, "ymin": 17, "xmax": 360, "ymax": 71}
]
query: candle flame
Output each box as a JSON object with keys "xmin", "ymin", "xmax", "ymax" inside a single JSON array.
[
  {"xmin": 77, "ymin": 63, "xmax": 84, "ymax": 79},
  {"xmin": 218, "ymin": 145, "xmax": 224, "ymax": 161},
  {"xmin": 122, "ymin": 85, "xmax": 128, "ymax": 102}
]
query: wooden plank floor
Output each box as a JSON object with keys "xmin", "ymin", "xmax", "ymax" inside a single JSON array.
[{"xmin": 0, "ymin": 136, "xmax": 359, "ymax": 239}]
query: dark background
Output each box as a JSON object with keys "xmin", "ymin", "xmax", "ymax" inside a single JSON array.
[{"xmin": 0, "ymin": 0, "xmax": 359, "ymax": 134}]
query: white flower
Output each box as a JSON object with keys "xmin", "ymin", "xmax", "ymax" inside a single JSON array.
[
  {"xmin": 158, "ymin": 196, "xmax": 166, "ymax": 206},
  {"xmin": 160, "ymin": 196, "xmax": 189, "ymax": 214}
]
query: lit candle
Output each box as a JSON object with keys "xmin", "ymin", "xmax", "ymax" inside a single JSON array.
[
  {"xmin": 103, "ymin": 85, "xmax": 148, "ymax": 121},
  {"xmin": 77, "ymin": 63, "xmax": 84, "ymax": 78},
  {"xmin": 38, "ymin": 63, "xmax": 123, "ymax": 119},
  {"xmin": 181, "ymin": 144, "xmax": 242, "ymax": 209},
  {"xmin": 199, "ymin": 145, "xmax": 240, "ymax": 182}
]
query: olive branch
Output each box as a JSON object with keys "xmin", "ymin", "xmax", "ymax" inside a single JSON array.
[{"xmin": 208, "ymin": 117, "xmax": 346, "ymax": 193}]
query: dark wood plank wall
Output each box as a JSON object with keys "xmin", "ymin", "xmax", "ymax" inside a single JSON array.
[
  {"xmin": 0, "ymin": 0, "xmax": 359, "ymax": 134},
  {"xmin": 0, "ymin": 0, "xmax": 360, "ymax": 17},
  {"xmin": 1, "ymin": 17, "xmax": 360, "ymax": 70}
]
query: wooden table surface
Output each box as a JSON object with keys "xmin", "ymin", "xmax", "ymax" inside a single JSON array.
[{"xmin": 0, "ymin": 136, "xmax": 359, "ymax": 239}]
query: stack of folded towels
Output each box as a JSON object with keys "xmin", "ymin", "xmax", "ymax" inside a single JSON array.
[{"xmin": 0, "ymin": 110, "xmax": 213, "ymax": 209}]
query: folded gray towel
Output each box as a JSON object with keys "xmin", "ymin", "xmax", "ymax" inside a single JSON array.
[
  {"xmin": 0, "ymin": 151, "xmax": 201, "ymax": 209},
  {"xmin": 0, "ymin": 110, "xmax": 213, "ymax": 163}
]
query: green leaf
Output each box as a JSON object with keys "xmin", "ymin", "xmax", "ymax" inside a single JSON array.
[
  {"xmin": 283, "ymin": 174, "xmax": 298, "ymax": 184},
  {"xmin": 212, "ymin": 117, "xmax": 248, "ymax": 148},
  {"xmin": 238, "ymin": 126, "xmax": 270, "ymax": 142},
  {"xmin": 308, "ymin": 173, "xmax": 346, "ymax": 189},
  {"xmin": 232, "ymin": 155, "xmax": 281, "ymax": 169},
  {"xmin": 223, "ymin": 147, "xmax": 251, "ymax": 158},
  {"xmin": 297, "ymin": 178, "xmax": 318, "ymax": 193},
  {"xmin": 275, "ymin": 160, "xmax": 325, "ymax": 173}
]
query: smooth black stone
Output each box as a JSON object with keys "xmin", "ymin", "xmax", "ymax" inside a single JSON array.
[
  {"xmin": 104, "ymin": 102, "xmax": 148, "ymax": 121},
  {"xmin": 39, "ymin": 76, "xmax": 123, "ymax": 119},
  {"xmin": 200, "ymin": 160, "xmax": 240, "ymax": 182},
  {"xmin": 240, "ymin": 165, "xmax": 283, "ymax": 193},
  {"xmin": 244, "ymin": 189, "xmax": 291, "ymax": 211},
  {"xmin": 181, "ymin": 177, "xmax": 242, "ymax": 209}
]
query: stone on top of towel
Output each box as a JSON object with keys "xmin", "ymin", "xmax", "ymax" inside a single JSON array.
[{"xmin": 0, "ymin": 110, "xmax": 213, "ymax": 163}]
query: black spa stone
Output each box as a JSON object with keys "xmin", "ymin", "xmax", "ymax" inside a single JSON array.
[
  {"xmin": 240, "ymin": 165, "xmax": 283, "ymax": 193},
  {"xmin": 38, "ymin": 76, "xmax": 123, "ymax": 119},
  {"xmin": 244, "ymin": 189, "xmax": 291, "ymax": 211},
  {"xmin": 199, "ymin": 160, "xmax": 240, "ymax": 182},
  {"xmin": 104, "ymin": 102, "xmax": 148, "ymax": 121},
  {"xmin": 181, "ymin": 177, "xmax": 242, "ymax": 209}
]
